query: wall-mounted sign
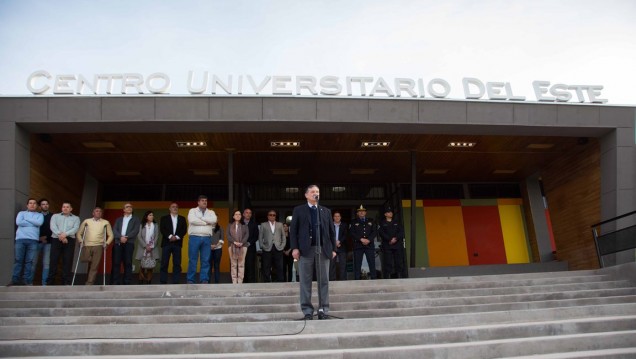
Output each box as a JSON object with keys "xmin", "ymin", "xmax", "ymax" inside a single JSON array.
[{"xmin": 26, "ymin": 70, "xmax": 608, "ymax": 103}]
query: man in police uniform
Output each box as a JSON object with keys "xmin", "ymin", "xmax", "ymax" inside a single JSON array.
[
  {"xmin": 378, "ymin": 206, "xmax": 405, "ymax": 279},
  {"xmin": 350, "ymin": 205, "xmax": 377, "ymax": 279}
]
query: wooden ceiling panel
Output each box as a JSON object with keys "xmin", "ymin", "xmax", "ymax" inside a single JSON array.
[{"xmin": 32, "ymin": 133, "xmax": 595, "ymax": 185}]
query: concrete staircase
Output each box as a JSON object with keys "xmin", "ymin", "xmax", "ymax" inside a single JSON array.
[{"xmin": 1, "ymin": 263, "xmax": 635, "ymax": 358}]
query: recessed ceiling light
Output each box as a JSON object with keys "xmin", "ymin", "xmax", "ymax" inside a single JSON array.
[
  {"xmin": 332, "ymin": 186, "xmax": 346, "ymax": 192},
  {"xmin": 82, "ymin": 141, "xmax": 115, "ymax": 149},
  {"xmin": 176, "ymin": 141, "xmax": 207, "ymax": 148},
  {"xmin": 285, "ymin": 187, "xmax": 299, "ymax": 193},
  {"xmin": 448, "ymin": 142, "xmax": 476, "ymax": 148},
  {"xmin": 361, "ymin": 141, "xmax": 390, "ymax": 148},
  {"xmin": 271, "ymin": 141, "xmax": 301, "ymax": 148}
]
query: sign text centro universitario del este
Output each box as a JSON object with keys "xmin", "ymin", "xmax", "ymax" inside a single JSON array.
[{"xmin": 26, "ymin": 70, "xmax": 608, "ymax": 104}]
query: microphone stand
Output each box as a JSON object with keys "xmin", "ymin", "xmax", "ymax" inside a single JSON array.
[
  {"xmin": 313, "ymin": 197, "xmax": 342, "ymax": 320},
  {"xmin": 314, "ymin": 196, "xmax": 322, "ymax": 319}
]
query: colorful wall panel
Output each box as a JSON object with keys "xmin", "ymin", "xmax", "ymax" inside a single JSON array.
[
  {"xmin": 462, "ymin": 201, "xmax": 507, "ymax": 265},
  {"xmin": 402, "ymin": 200, "xmax": 428, "ymax": 268},
  {"xmin": 403, "ymin": 198, "xmax": 530, "ymax": 267},
  {"xmin": 423, "ymin": 200, "xmax": 470, "ymax": 267}
]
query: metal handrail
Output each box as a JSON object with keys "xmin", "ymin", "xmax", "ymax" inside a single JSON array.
[
  {"xmin": 591, "ymin": 210, "xmax": 636, "ymax": 268},
  {"xmin": 590, "ymin": 210, "xmax": 636, "ymax": 228}
]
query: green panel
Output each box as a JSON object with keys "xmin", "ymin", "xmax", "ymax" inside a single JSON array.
[{"xmin": 403, "ymin": 202, "xmax": 428, "ymax": 268}]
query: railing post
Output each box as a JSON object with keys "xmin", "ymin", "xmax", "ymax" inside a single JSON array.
[{"xmin": 592, "ymin": 227, "xmax": 604, "ymax": 268}]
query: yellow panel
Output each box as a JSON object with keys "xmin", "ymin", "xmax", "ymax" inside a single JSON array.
[
  {"xmin": 402, "ymin": 199, "xmax": 423, "ymax": 208},
  {"xmin": 424, "ymin": 206, "xmax": 469, "ymax": 266},
  {"xmin": 499, "ymin": 205, "xmax": 530, "ymax": 263},
  {"xmin": 497, "ymin": 198, "xmax": 523, "ymax": 206}
]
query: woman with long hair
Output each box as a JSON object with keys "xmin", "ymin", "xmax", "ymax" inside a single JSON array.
[
  {"xmin": 136, "ymin": 211, "xmax": 159, "ymax": 284},
  {"xmin": 208, "ymin": 223, "xmax": 224, "ymax": 284},
  {"xmin": 227, "ymin": 210, "xmax": 249, "ymax": 284}
]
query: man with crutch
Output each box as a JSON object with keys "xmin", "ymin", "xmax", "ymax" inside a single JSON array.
[{"xmin": 75, "ymin": 206, "xmax": 114, "ymax": 285}]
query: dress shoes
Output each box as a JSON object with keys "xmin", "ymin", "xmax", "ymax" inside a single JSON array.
[
  {"xmin": 318, "ymin": 310, "xmax": 328, "ymax": 320},
  {"xmin": 303, "ymin": 314, "xmax": 313, "ymax": 320}
]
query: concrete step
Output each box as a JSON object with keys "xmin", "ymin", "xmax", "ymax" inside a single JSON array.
[
  {"xmin": 0, "ymin": 276, "xmax": 628, "ymax": 303},
  {"xmin": 1, "ymin": 316, "xmax": 635, "ymax": 357},
  {"xmin": 0, "ymin": 264, "xmax": 633, "ymax": 358},
  {"xmin": 2, "ymin": 303, "xmax": 635, "ymax": 340},
  {"xmin": 2, "ymin": 288, "xmax": 636, "ymax": 325}
]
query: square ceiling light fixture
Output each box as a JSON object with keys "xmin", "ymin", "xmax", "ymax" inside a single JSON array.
[
  {"xmin": 361, "ymin": 141, "xmax": 390, "ymax": 148},
  {"xmin": 176, "ymin": 141, "xmax": 207, "ymax": 148},
  {"xmin": 448, "ymin": 142, "xmax": 476, "ymax": 148},
  {"xmin": 271, "ymin": 141, "xmax": 301, "ymax": 148}
]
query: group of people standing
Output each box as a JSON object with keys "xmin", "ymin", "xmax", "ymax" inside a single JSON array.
[
  {"xmin": 9, "ymin": 192, "xmax": 406, "ymax": 289},
  {"xmin": 9, "ymin": 187, "xmax": 406, "ymax": 321}
]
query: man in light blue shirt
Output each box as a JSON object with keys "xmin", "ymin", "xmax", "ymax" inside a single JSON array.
[{"xmin": 9, "ymin": 198, "xmax": 44, "ymax": 286}]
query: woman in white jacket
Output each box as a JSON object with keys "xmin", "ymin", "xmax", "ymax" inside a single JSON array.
[{"xmin": 136, "ymin": 211, "xmax": 160, "ymax": 284}]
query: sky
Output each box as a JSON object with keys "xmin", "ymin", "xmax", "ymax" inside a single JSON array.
[{"xmin": 0, "ymin": 0, "xmax": 635, "ymax": 105}]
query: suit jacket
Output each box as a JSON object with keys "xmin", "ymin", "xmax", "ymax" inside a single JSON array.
[
  {"xmin": 290, "ymin": 203, "xmax": 335, "ymax": 258},
  {"xmin": 259, "ymin": 221, "xmax": 286, "ymax": 252},
  {"xmin": 159, "ymin": 214, "xmax": 187, "ymax": 247},
  {"xmin": 227, "ymin": 222, "xmax": 249, "ymax": 246},
  {"xmin": 113, "ymin": 215, "xmax": 141, "ymax": 244},
  {"xmin": 242, "ymin": 219, "xmax": 260, "ymax": 252},
  {"xmin": 333, "ymin": 222, "xmax": 348, "ymax": 253}
]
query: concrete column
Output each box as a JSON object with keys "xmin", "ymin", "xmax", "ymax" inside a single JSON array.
[
  {"xmin": 600, "ymin": 126, "xmax": 636, "ymax": 265},
  {"xmin": 525, "ymin": 173, "xmax": 554, "ymax": 262},
  {"xmin": 0, "ymin": 123, "xmax": 30, "ymax": 284},
  {"xmin": 410, "ymin": 151, "xmax": 416, "ymax": 268},
  {"xmin": 228, "ymin": 151, "xmax": 234, "ymax": 213},
  {"xmin": 75, "ymin": 174, "xmax": 100, "ymax": 274}
]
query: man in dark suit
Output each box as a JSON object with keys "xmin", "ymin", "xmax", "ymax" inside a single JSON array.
[
  {"xmin": 159, "ymin": 202, "xmax": 188, "ymax": 284},
  {"xmin": 329, "ymin": 211, "xmax": 348, "ymax": 281},
  {"xmin": 291, "ymin": 184, "xmax": 336, "ymax": 320},
  {"xmin": 242, "ymin": 208, "xmax": 259, "ymax": 283},
  {"xmin": 112, "ymin": 203, "xmax": 141, "ymax": 285}
]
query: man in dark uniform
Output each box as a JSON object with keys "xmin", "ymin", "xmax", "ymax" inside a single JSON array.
[
  {"xmin": 350, "ymin": 204, "xmax": 377, "ymax": 280},
  {"xmin": 378, "ymin": 206, "xmax": 405, "ymax": 279}
]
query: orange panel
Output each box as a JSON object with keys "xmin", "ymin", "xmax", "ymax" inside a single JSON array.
[{"xmin": 424, "ymin": 206, "xmax": 469, "ymax": 266}]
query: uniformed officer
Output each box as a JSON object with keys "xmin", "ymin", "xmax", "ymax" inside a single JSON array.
[
  {"xmin": 350, "ymin": 204, "xmax": 377, "ymax": 279},
  {"xmin": 378, "ymin": 206, "xmax": 405, "ymax": 279}
]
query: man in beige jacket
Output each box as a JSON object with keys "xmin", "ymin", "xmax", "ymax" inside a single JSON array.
[{"xmin": 77, "ymin": 206, "xmax": 114, "ymax": 285}]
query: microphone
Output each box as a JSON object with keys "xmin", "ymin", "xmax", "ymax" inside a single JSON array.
[{"xmin": 314, "ymin": 195, "xmax": 319, "ymax": 201}]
